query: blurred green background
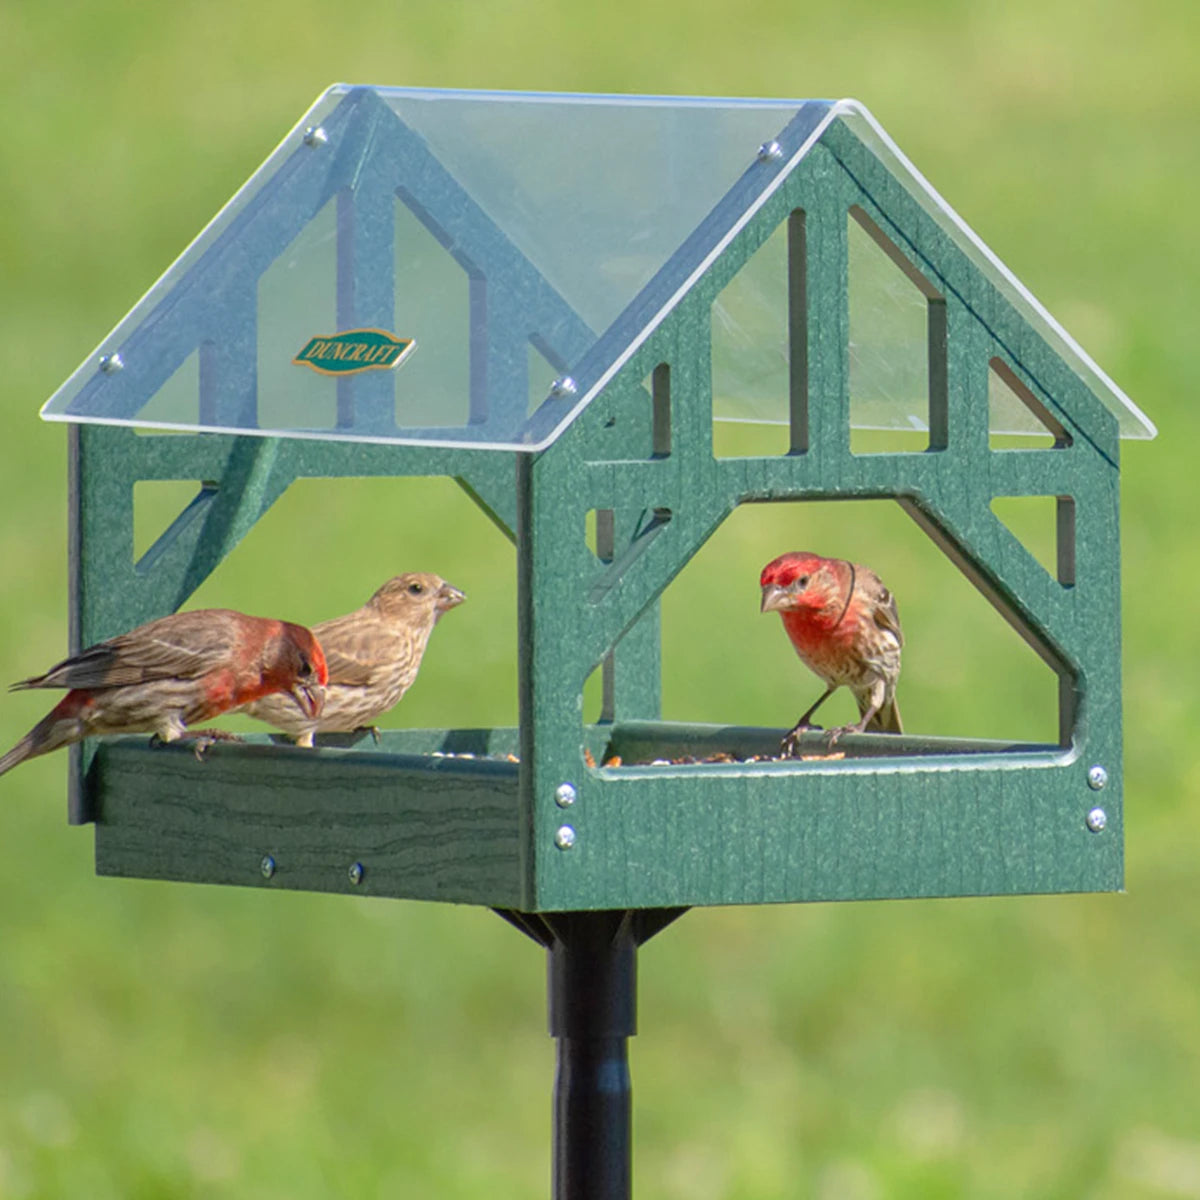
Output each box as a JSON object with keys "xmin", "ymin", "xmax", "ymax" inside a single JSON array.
[{"xmin": 1, "ymin": 1, "xmax": 1196, "ymax": 1196}]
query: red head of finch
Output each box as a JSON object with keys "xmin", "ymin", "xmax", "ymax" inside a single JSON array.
[
  {"xmin": 0, "ymin": 609, "xmax": 327, "ymax": 778},
  {"xmin": 760, "ymin": 551, "xmax": 903, "ymax": 749},
  {"xmin": 240, "ymin": 572, "xmax": 465, "ymax": 746}
]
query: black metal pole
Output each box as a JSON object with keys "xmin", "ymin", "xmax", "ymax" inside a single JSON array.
[
  {"xmin": 547, "ymin": 911, "xmax": 638, "ymax": 1200},
  {"xmin": 493, "ymin": 906, "xmax": 685, "ymax": 1200}
]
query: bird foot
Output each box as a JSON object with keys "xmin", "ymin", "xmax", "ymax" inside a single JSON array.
[
  {"xmin": 179, "ymin": 729, "xmax": 245, "ymax": 760},
  {"xmin": 358, "ymin": 725, "xmax": 382, "ymax": 745},
  {"xmin": 779, "ymin": 723, "xmax": 825, "ymax": 757},
  {"xmin": 825, "ymin": 722, "xmax": 868, "ymax": 748}
]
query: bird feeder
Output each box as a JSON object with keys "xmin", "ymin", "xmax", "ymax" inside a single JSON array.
[{"xmin": 42, "ymin": 86, "xmax": 1153, "ymax": 1196}]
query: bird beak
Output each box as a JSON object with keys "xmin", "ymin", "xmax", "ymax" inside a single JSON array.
[
  {"xmin": 436, "ymin": 583, "xmax": 466, "ymax": 616},
  {"xmin": 760, "ymin": 584, "xmax": 787, "ymax": 614},
  {"xmin": 291, "ymin": 680, "xmax": 325, "ymax": 720}
]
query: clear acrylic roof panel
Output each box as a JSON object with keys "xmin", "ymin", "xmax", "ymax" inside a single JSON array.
[{"xmin": 41, "ymin": 87, "xmax": 1155, "ymax": 449}]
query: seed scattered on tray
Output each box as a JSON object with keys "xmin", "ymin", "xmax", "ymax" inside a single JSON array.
[
  {"xmin": 597, "ymin": 750, "xmax": 847, "ymax": 766},
  {"xmin": 419, "ymin": 747, "xmax": 846, "ymax": 767}
]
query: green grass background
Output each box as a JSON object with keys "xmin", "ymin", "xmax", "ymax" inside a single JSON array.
[{"xmin": 1, "ymin": 2, "xmax": 1197, "ymax": 1196}]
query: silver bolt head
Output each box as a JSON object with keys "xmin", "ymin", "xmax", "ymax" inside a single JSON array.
[
  {"xmin": 1087, "ymin": 765, "xmax": 1108, "ymax": 791},
  {"xmin": 260, "ymin": 855, "xmax": 276, "ymax": 879},
  {"xmin": 757, "ymin": 140, "xmax": 783, "ymax": 161},
  {"xmin": 348, "ymin": 861, "xmax": 364, "ymax": 885},
  {"xmin": 555, "ymin": 782, "xmax": 577, "ymax": 808},
  {"xmin": 1086, "ymin": 807, "xmax": 1108, "ymax": 833},
  {"xmin": 303, "ymin": 126, "xmax": 328, "ymax": 147},
  {"xmin": 99, "ymin": 352, "xmax": 124, "ymax": 374},
  {"xmin": 549, "ymin": 376, "xmax": 578, "ymax": 399},
  {"xmin": 554, "ymin": 825, "xmax": 576, "ymax": 850}
]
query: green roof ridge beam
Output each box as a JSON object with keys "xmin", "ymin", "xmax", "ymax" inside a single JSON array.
[{"xmin": 521, "ymin": 102, "xmax": 834, "ymax": 448}]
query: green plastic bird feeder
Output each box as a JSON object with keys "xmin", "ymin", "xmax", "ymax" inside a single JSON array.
[
  {"xmin": 42, "ymin": 85, "xmax": 1153, "ymax": 1196},
  {"xmin": 45, "ymin": 85, "xmax": 1152, "ymax": 910}
]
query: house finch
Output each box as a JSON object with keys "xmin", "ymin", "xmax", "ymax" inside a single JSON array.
[
  {"xmin": 760, "ymin": 551, "xmax": 903, "ymax": 753},
  {"xmin": 239, "ymin": 572, "xmax": 465, "ymax": 746},
  {"xmin": 0, "ymin": 610, "xmax": 327, "ymax": 778}
]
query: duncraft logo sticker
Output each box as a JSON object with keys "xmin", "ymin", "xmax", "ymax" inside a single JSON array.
[{"xmin": 293, "ymin": 329, "xmax": 415, "ymax": 376}]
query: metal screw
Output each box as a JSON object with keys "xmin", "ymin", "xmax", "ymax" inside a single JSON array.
[
  {"xmin": 1087, "ymin": 765, "xmax": 1108, "ymax": 791},
  {"xmin": 757, "ymin": 140, "xmax": 783, "ymax": 162},
  {"xmin": 554, "ymin": 825, "xmax": 576, "ymax": 850},
  {"xmin": 99, "ymin": 352, "xmax": 124, "ymax": 374},
  {"xmin": 555, "ymin": 782, "xmax": 577, "ymax": 808},
  {"xmin": 348, "ymin": 861, "xmax": 364, "ymax": 885},
  {"xmin": 303, "ymin": 126, "xmax": 328, "ymax": 147},
  {"xmin": 1086, "ymin": 807, "xmax": 1108, "ymax": 833},
  {"xmin": 260, "ymin": 855, "xmax": 276, "ymax": 879},
  {"xmin": 549, "ymin": 376, "xmax": 578, "ymax": 399}
]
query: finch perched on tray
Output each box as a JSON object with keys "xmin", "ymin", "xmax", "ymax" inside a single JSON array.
[
  {"xmin": 0, "ymin": 609, "xmax": 327, "ymax": 778},
  {"xmin": 760, "ymin": 551, "xmax": 903, "ymax": 754},
  {"xmin": 239, "ymin": 572, "xmax": 465, "ymax": 746}
]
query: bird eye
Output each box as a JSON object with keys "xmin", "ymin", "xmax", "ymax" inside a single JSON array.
[
  {"xmin": 796, "ymin": 575, "xmax": 810, "ymax": 589},
  {"xmin": 298, "ymin": 657, "xmax": 313, "ymax": 678},
  {"xmin": 407, "ymin": 582, "xmax": 424, "ymax": 595}
]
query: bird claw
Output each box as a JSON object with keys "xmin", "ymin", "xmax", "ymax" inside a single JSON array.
[
  {"xmin": 779, "ymin": 723, "xmax": 824, "ymax": 757},
  {"xmin": 826, "ymin": 722, "xmax": 867, "ymax": 748},
  {"xmin": 340, "ymin": 726, "xmax": 382, "ymax": 745},
  {"xmin": 179, "ymin": 729, "xmax": 244, "ymax": 760}
]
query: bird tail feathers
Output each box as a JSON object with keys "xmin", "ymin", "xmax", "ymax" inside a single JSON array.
[
  {"xmin": 0, "ymin": 711, "xmax": 81, "ymax": 780},
  {"xmin": 863, "ymin": 694, "xmax": 903, "ymax": 734}
]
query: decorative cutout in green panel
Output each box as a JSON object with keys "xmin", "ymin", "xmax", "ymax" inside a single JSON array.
[
  {"xmin": 258, "ymin": 195, "xmax": 339, "ymax": 432},
  {"xmin": 847, "ymin": 205, "xmax": 934, "ymax": 454},
  {"xmin": 989, "ymin": 356, "xmax": 1072, "ymax": 449},
  {"xmin": 990, "ymin": 495, "xmax": 1064, "ymax": 583},
  {"xmin": 710, "ymin": 221, "xmax": 789, "ymax": 433},
  {"xmin": 134, "ymin": 349, "xmax": 200, "ymax": 431},
  {"xmin": 659, "ymin": 497, "xmax": 1061, "ymax": 745},
  {"xmin": 392, "ymin": 194, "xmax": 472, "ymax": 429},
  {"xmin": 132, "ymin": 480, "xmax": 211, "ymax": 567}
]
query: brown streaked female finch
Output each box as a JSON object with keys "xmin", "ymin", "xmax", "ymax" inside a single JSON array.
[
  {"xmin": 760, "ymin": 551, "xmax": 903, "ymax": 754},
  {"xmin": 0, "ymin": 610, "xmax": 327, "ymax": 778},
  {"xmin": 239, "ymin": 572, "xmax": 465, "ymax": 746}
]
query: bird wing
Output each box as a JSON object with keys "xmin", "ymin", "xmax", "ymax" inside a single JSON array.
[
  {"xmin": 313, "ymin": 610, "xmax": 419, "ymax": 688},
  {"xmin": 863, "ymin": 572, "xmax": 904, "ymax": 647},
  {"xmin": 13, "ymin": 610, "xmax": 242, "ymax": 690}
]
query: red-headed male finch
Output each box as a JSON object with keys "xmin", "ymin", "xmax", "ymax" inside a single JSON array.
[
  {"xmin": 760, "ymin": 551, "xmax": 903, "ymax": 754},
  {"xmin": 0, "ymin": 609, "xmax": 327, "ymax": 779},
  {"xmin": 239, "ymin": 572, "xmax": 465, "ymax": 746}
]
